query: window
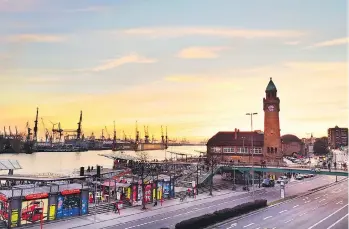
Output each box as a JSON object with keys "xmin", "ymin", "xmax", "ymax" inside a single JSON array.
[
  {"xmin": 275, "ymin": 148, "xmax": 277, "ymax": 153},
  {"xmin": 267, "ymin": 147, "xmax": 270, "ymax": 153},
  {"xmin": 223, "ymin": 147, "xmax": 234, "ymax": 153},
  {"xmin": 271, "ymin": 148, "xmax": 274, "ymax": 153}
]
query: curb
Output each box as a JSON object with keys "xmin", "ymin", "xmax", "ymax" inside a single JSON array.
[{"xmin": 205, "ymin": 178, "xmax": 347, "ymax": 229}]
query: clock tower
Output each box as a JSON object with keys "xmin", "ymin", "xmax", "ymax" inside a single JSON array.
[{"xmin": 263, "ymin": 78, "xmax": 282, "ymax": 162}]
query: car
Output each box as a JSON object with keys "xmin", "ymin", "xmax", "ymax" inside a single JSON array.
[
  {"xmin": 295, "ymin": 174, "xmax": 304, "ymax": 180},
  {"xmin": 276, "ymin": 176, "xmax": 289, "ymax": 184},
  {"xmin": 303, "ymin": 174, "xmax": 310, "ymax": 178},
  {"xmin": 262, "ymin": 178, "xmax": 275, "ymax": 187}
]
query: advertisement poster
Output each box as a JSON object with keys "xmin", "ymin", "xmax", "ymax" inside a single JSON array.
[
  {"xmin": 48, "ymin": 204, "xmax": 56, "ymax": 220},
  {"xmin": 56, "ymin": 195, "xmax": 80, "ymax": 219},
  {"xmin": 163, "ymin": 182, "xmax": 170, "ymax": 198},
  {"xmin": 144, "ymin": 184, "xmax": 152, "ymax": 203},
  {"xmin": 132, "ymin": 185, "xmax": 137, "ymax": 202},
  {"xmin": 137, "ymin": 184, "xmax": 142, "ymax": 201},
  {"xmin": 11, "ymin": 209, "xmax": 19, "ymax": 228},
  {"xmin": 21, "ymin": 199, "xmax": 48, "ymax": 225},
  {"xmin": 0, "ymin": 196, "xmax": 8, "ymax": 221},
  {"xmin": 157, "ymin": 182, "xmax": 163, "ymax": 200},
  {"xmin": 81, "ymin": 197, "xmax": 88, "ymax": 215}
]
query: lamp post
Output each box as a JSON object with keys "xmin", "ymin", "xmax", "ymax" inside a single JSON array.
[{"xmin": 246, "ymin": 112, "xmax": 258, "ymax": 199}]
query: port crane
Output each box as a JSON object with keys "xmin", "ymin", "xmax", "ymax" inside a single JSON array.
[
  {"xmin": 3, "ymin": 126, "xmax": 6, "ymax": 138},
  {"xmin": 144, "ymin": 125, "xmax": 149, "ymax": 143},
  {"xmin": 33, "ymin": 107, "xmax": 39, "ymax": 142},
  {"xmin": 41, "ymin": 118, "xmax": 51, "ymax": 143},
  {"xmin": 105, "ymin": 126, "xmax": 111, "ymax": 140}
]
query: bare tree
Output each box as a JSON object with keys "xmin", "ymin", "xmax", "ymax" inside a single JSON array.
[
  {"xmin": 134, "ymin": 151, "xmax": 152, "ymax": 210},
  {"xmin": 206, "ymin": 154, "xmax": 220, "ymax": 196}
]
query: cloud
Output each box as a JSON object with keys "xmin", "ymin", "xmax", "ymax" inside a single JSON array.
[
  {"xmin": 64, "ymin": 6, "xmax": 110, "ymax": 13},
  {"xmin": 120, "ymin": 27, "xmax": 305, "ymax": 39},
  {"xmin": 0, "ymin": 0, "xmax": 40, "ymax": 12},
  {"xmin": 6, "ymin": 34, "xmax": 66, "ymax": 43},
  {"xmin": 164, "ymin": 75, "xmax": 203, "ymax": 82},
  {"xmin": 92, "ymin": 54, "xmax": 157, "ymax": 72},
  {"xmin": 306, "ymin": 37, "xmax": 349, "ymax": 49},
  {"xmin": 284, "ymin": 41, "xmax": 300, "ymax": 45},
  {"xmin": 177, "ymin": 46, "xmax": 228, "ymax": 59},
  {"xmin": 282, "ymin": 61, "xmax": 348, "ymax": 72}
]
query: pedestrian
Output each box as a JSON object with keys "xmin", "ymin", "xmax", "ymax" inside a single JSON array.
[
  {"xmin": 153, "ymin": 201, "xmax": 158, "ymax": 207},
  {"xmin": 334, "ymin": 162, "xmax": 337, "ymax": 170}
]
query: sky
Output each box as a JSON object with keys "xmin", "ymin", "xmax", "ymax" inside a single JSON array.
[{"xmin": 0, "ymin": 0, "xmax": 348, "ymax": 142}]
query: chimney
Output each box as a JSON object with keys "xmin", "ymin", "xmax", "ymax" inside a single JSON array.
[{"xmin": 234, "ymin": 128, "xmax": 237, "ymax": 140}]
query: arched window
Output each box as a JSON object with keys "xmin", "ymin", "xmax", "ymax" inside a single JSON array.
[
  {"xmin": 271, "ymin": 147, "xmax": 274, "ymax": 153},
  {"xmin": 267, "ymin": 147, "xmax": 270, "ymax": 153},
  {"xmin": 275, "ymin": 148, "xmax": 277, "ymax": 153}
]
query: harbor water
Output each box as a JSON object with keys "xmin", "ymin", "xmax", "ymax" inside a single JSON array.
[{"xmin": 0, "ymin": 146, "xmax": 206, "ymax": 175}]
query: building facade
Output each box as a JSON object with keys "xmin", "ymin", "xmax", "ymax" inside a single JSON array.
[
  {"xmin": 328, "ymin": 126, "xmax": 348, "ymax": 149},
  {"xmin": 281, "ymin": 134, "xmax": 305, "ymax": 156},
  {"xmin": 206, "ymin": 129, "xmax": 264, "ymax": 163},
  {"xmin": 207, "ymin": 78, "xmax": 284, "ymax": 163}
]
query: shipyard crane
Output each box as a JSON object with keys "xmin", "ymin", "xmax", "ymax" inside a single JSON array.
[
  {"xmin": 161, "ymin": 125, "xmax": 165, "ymax": 144},
  {"xmin": 105, "ymin": 126, "xmax": 111, "ymax": 140},
  {"xmin": 15, "ymin": 126, "xmax": 18, "ymax": 136},
  {"xmin": 9, "ymin": 126, "xmax": 12, "ymax": 137},
  {"xmin": 144, "ymin": 125, "xmax": 150, "ymax": 143},
  {"xmin": 101, "ymin": 129, "xmax": 105, "ymax": 140},
  {"xmin": 33, "ymin": 107, "xmax": 39, "ymax": 142},
  {"xmin": 122, "ymin": 130, "xmax": 127, "ymax": 141},
  {"xmin": 41, "ymin": 118, "xmax": 50, "ymax": 143},
  {"xmin": 135, "ymin": 121, "xmax": 140, "ymax": 143},
  {"xmin": 3, "ymin": 126, "xmax": 6, "ymax": 138},
  {"xmin": 26, "ymin": 122, "xmax": 32, "ymax": 142}
]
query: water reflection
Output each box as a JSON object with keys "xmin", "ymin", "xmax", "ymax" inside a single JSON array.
[{"xmin": 0, "ymin": 146, "xmax": 205, "ymax": 175}]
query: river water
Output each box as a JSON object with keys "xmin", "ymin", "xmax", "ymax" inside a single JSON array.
[{"xmin": 0, "ymin": 146, "xmax": 206, "ymax": 175}]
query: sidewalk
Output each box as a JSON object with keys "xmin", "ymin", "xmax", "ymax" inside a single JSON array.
[{"xmin": 24, "ymin": 187, "xmax": 264, "ymax": 229}]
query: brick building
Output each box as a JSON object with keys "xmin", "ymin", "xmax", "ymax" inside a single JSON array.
[
  {"xmin": 207, "ymin": 78, "xmax": 286, "ymax": 163},
  {"xmin": 281, "ymin": 134, "xmax": 305, "ymax": 156},
  {"xmin": 328, "ymin": 126, "xmax": 348, "ymax": 149}
]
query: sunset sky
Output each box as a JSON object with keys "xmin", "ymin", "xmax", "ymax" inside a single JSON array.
[{"xmin": 0, "ymin": 0, "xmax": 348, "ymax": 142}]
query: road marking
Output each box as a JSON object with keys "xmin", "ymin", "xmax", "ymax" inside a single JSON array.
[
  {"xmin": 327, "ymin": 213, "xmax": 349, "ymax": 229},
  {"xmin": 336, "ymin": 201, "xmax": 343, "ymax": 205},
  {"xmin": 255, "ymin": 228, "xmax": 260, "ymax": 229},
  {"xmin": 307, "ymin": 204, "xmax": 348, "ymax": 229},
  {"xmin": 300, "ymin": 212, "xmax": 307, "ymax": 216},
  {"xmin": 263, "ymin": 216, "xmax": 272, "ymax": 220},
  {"xmin": 323, "ymin": 194, "xmax": 328, "ymax": 196},
  {"xmin": 226, "ymin": 222, "xmax": 237, "ymax": 229},
  {"xmin": 285, "ymin": 219, "xmax": 293, "ymax": 223},
  {"xmin": 314, "ymin": 196, "xmax": 320, "ymax": 200},
  {"xmin": 319, "ymin": 199, "xmax": 326, "ymax": 203},
  {"xmin": 243, "ymin": 223, "xmax": 254, "ymax": 227},
  {"xmin": 293, "ymin": 205, "xmax": 299, "ymax": 208},
  {"xmin": 305, "ymin": 200, "xmax": 311, "ymax": 204},
  {"xmin": 312, "ymin": 207, "xmax": 317, "ymax": 211},
  {"xmin": 279, "ymin": 210, "xmax": 288, "ymax": 213}
]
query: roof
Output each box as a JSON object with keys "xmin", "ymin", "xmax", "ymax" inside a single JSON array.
[
  {"xmin": 207, "ymin": 131, "xmax": 264, "ymax": 147},
  {"xmin": 281, "ymin": 134, "xmax": 302, "ymax": 143},
  {"xmin": 266, "ymin": 77, "xmax": 277, "ymax": 91},
  {"xmin": 0, "ymin": 159, "xmax": 22, "ymax": 170},
  {"xmin": 99, "ymin": 152, "xmax": 139, "ymax": 161}
]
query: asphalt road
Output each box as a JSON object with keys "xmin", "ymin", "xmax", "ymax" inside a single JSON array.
[
  {"xmin": 100, "ymin": 175, "xmax": 344, "ymax": 229},
  {"xmin": 213, "ymin": 179, "xmax": 348, "ymax": 229}
]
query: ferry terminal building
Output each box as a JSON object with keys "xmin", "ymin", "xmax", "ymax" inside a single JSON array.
[{"xmin": 207, "ymin": 78, "xmax": 304, "ymax": 164}]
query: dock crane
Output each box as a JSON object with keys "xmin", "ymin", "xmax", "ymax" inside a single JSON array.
[
  {"xmin": 144, "ymin": 125, "xmax": 149, "ymax": 143},
  {"xmin": 135, "ymin": 121, "xmax": 140, "ymax": 143},
  {"xmin": 123, "ymin": 130, "xmax": 127, "ymax": 141},
  {"xmin": 41, "ymin": 118, "xmax": 50, "ymax": 143},
  {"xmin": 15, "ymin": 126, "xmax": 18, "ymax": 136},
  {"xmin": 9, "ymin": 126, "xmax": 12, "ymax": 137},
  {"xmin": 101, "ymin": 129, "xmax": 105, "ymax": 141},
  {"xmin": 161, "ymin": 125, "xmax": 165, "ymax": 144},
  {"xmin": 3, "ymin": 126, "xmax": 6, "ymax": 138},
  {"xmin": 105, "ymin": 126, "xmax": 111, "ymax": 140},
  {"xmin": 33, "ymin": 107, "xmax": 39, "ymax": 142}
]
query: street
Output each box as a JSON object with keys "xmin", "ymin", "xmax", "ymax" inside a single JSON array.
[
  {"xmin": 213, "ymin": 179, "xmax": 348, "ymax": 229},
  {"xmin": 83, "ymin": 175, "xmax": 344, "ymax": 229}
]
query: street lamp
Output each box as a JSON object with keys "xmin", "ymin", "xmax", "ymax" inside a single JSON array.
[{"xmin": 246, "ymin": 112, "xmax": 258, "ymax": 199}]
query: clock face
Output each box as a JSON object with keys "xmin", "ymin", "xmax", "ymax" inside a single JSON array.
[{"xmin": 268, "ymin": 105, "xmax": 275, "ymax": 112}]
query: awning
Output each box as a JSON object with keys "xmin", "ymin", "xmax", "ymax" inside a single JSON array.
[{"xmin": 0, "ymin": 159, "xmax": 22, "ymax": 170}]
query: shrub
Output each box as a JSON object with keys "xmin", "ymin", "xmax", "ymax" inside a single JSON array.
[{"xmin": 175, "ymin": 199, "xmax": 267, "ymax": 229}]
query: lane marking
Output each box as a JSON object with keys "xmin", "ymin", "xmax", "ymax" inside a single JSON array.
[
  {"xmin": 285, "ymin": 219, "xmax": 293, "ymax": 223},
  {"xmin": 305, "ymin": 200, "xmax": 311, "ymax": 204},
  {"xmin": 312, "ymin": 207, "xmax": 317, "ymax": 211},
  {"xmin": 336, "ymin": 201, "xmax": 343, "ymax": 205},
  {"xmin": 243, "ymin": 223, "xmax": 254, "ymax": 228},
  {"xmin": 319, "ymin": 199, "xmax": 326, "ymax": 203},
  {"xmin": 279, "ymin": 210, "xmax": 288, "ymax": 213},
  {"xmin": 300, "ymin": 212, "xmax": 307, "ymax": 216},
  {"xmin": 293, "ymin": 205, "xmax": 299, "ymax": 208},
  {"xmin": 314, "ymin": 196, "xmax": 320, "ymax": 200},
  {"xmin": 263, "ymin": 216, "xmax": 272, "ymax": 220},
  {"xmin": 226, "ymin": 222, "xmax": 237, "ymax": 229},
  {"xmin": 327, "ymin": 213, "xmax": 348, "ymax": 229},
  {"xmin": 323, "ymin": 194, "xmax": 328, "ymax": 197},
  {"xmin": 307, "ymin": 204, "xmax": 348, "ymax": 229}
]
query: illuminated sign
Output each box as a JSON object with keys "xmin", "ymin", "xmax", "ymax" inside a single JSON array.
[
  {"xmin": 0, "ymin": 194, "xmax": 7, "ymax": 202},
  {"xmin": 61, "ymin": 189, "xmax": 80, "ymax": 195},
  {"xmin": 25, "ymin": 193, "xmax": 49, "ymax": 200}
]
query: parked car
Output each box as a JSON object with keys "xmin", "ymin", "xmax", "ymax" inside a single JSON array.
[
  {"xmin": 276, "ymin": 176, "xmax": 289, "ymax": 184},
  {"xmin": 262, "ymin": 178, "xmax": 275, "ymax": 187},
  {"xmin": 295, "ymin": 174, "xmax": 304, "ymax": 180}
]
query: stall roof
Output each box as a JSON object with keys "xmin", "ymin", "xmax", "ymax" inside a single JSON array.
[
  {"xmin": 0, "ymin": 183, "xmax": 84, "ymax": 198},
  {"xmin": 0, "ymin": 174, "xmax": 89, "ymax": 182},
  {"xmin": 0, "ymin": 159, "xmax": 22, "ymax": 170},
  {"xmin": 99, "ymin": 152, "xmax": 139, "ymax": 161}
]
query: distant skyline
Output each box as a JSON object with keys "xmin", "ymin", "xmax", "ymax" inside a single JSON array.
[{"xmin": 0, "ymin": 0, "xmax": 348, "ymax": 141}]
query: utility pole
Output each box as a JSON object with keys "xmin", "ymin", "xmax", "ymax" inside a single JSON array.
[{"xmin": 246, "ymin": 112, "xmax": 258, "ymax": 199}]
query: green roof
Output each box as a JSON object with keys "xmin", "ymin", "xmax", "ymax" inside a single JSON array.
[{"xmin": 266, "ymin": 77, "xmax": 277, "ymax": 91}]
